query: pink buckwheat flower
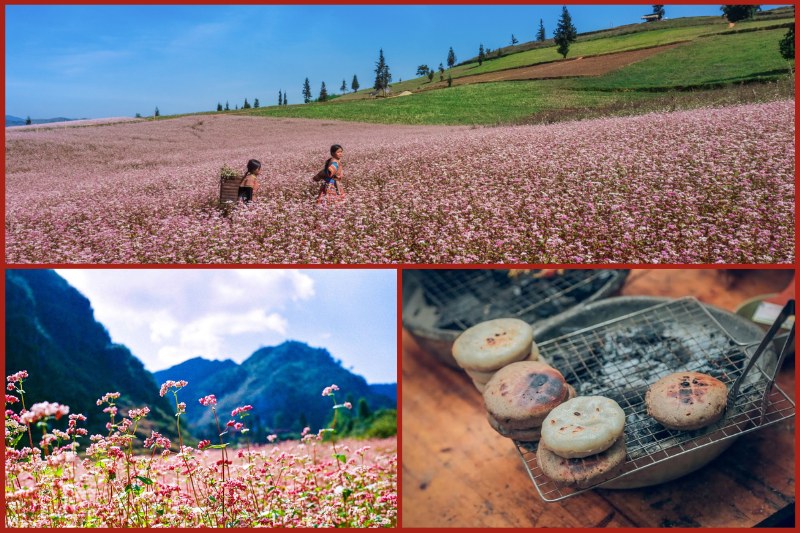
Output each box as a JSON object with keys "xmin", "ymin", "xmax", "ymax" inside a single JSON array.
[
  {"xmin": 6, "ymin": 370, "xmax": 28, "ymax": 383},
  {"xmin": 267, "ymin": 434, "xmax": 277, "ymax": 443},
  {"xmin": 128, "ymin": 407, "xmax": 150, "ymax": 420},
  {"xmin": 159, "ymin": 380, "xmax": 188, "ymax": 397},
  {"xmin": 343, "ymin": 402, "xmax": 352, "ymax": 410},
  {"xmin": 198, "ymin": 394, "xmax": 217, "ymax": 406},
  {"xmin": 19, "ymin": 401, "xmax": 70, "ymax": 425},
  {"xmin": 231, "ymin": 405, "xmax": 252, "ymax": 417},
  {"xmin": 321, "ymin": 384, "xmax": 339, "ymax": 397},
  {"xmin": 197, "ymin": 440, "xmax": 211, "ymax": 450},
  {"xmin": 96, "ymin": 392, "xmax": 121, "ymax": 406}
]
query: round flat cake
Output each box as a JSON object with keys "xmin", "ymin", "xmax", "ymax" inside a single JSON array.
[
  {"xmin": 645, "ymin": 371, "xmax": 728, "ymax": 430},
  {"xmin": 452, "ymin": 318, "xmax": 535, "ymax": 373},
  {"xmin": 483, "ymin": 361, "xmax": 569, "ymax": 430},
  {"xmin": 537, "ymin": 436, "xmax": 627, "ymax": 489},
  {"xmin": 540, "ymin": 396, "xmax": 626, "ymax": 459}
]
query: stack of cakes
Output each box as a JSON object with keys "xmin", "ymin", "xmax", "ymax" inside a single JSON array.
[
  {"xmin": 536, "ymin": 396, "xmax": 628, "ymax": 488},
  {"xmin": 451, "ymin": 318, "xmax": 540, "ymax": 393},
  {"xmin": 482, "ymin": 360, "xmax": 575, "ymax": 442}
]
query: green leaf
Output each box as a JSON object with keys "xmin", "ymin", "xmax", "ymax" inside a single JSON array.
[
  {"xmin": 124, "ymin": 483, "xmax": 144, "ymax": 495},
  {"xmin": 208, "ymin": 443, "xmax": 228, "ymax": 449},
  {"xmin": 342, "ymin": 488, "xmax": 353, "ymax": 501},
  {"xmin": 333, "ymin": 453, "xmax": 347, "ymax": 464},
  {"xmin": 134, "ymin": 476, "xmax": 154, "ymax": 485}
]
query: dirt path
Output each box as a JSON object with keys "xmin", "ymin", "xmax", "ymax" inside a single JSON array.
[{"xmin": 429, "ymin": 43, "xmax": 686, "ymax": 87}]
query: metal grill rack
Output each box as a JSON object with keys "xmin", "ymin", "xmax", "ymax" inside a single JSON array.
[
  {"xmin": 516, "ymin": 297, "xmax": 795, "ymax": 502},
  {"xmin": 414, "ymin": 269, "xmax": 624, "ymax": 331}
]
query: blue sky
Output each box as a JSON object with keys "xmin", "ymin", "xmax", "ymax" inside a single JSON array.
[
  {"xmin": 6, "ymin": 4, "xmax": 787, "ymax": 118},
  {"xmin": 55, "ymin": 269, "xmax": 397, "ymax": 383}
]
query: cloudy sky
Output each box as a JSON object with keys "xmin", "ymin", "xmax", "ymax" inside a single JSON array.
[
  {"xmin": 55, "ymin": 269, "xmax": 396, "ymax": 383},
  {"xmin": 8, "ymin": 4, "xmax": 785, "ymax": 118}
]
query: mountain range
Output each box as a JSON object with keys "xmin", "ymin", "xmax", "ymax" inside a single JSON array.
[
  {"xmin": 6, "ymin": 270, "xmax": 178, "ymax": 440},
  {"xmin": 153, "ymin": 345, "xmax": 395, "ymax": 439},
  {"xmin": 6, "ymin": 114, "xmax": 80, "ymax": 127},
  {"xmin": 5, "ymin": 270, "xmax": 396, "ymax": 445}
]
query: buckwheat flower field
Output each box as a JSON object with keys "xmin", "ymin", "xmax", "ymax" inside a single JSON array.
[
  {"xmin": 5, "ymin": 373, "xmax": 397, "ymax": 527},
  {"xmin": 5, "ymin": 100, "xmax": 793, "ymax": 263}
]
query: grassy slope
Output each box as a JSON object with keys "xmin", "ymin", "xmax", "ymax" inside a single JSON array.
[
  {"xmin": 245, "ymin": 80, "xmax": 653, "ymax": 125},
  {"xmin": 577, "ymin": 28, "xmax": 794, "ymax": 89},
  {"xmin": 337, "ymin": 15, "xmax": 793, "ymax": 98},
  {"xmin": 245, "ymin": 24, "xmax": 793, "ymax": 126}
]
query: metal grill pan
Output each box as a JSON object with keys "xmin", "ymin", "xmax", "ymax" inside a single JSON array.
[
  {"xmin": 517, "ymin": 296, "xmax": 795, "ymax": 501},
  {"xmin": 402, "ymin": 269, "xmax": 628, "ymax": 367}
]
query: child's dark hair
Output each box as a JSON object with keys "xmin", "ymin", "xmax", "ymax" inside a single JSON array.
[
  {"xmin": 246, "ymin": 159, "xmax": 261, "ymax": 175},
  {"xmin": 323, "ymin": 145, "xmax": 343, "ymax": 174}
]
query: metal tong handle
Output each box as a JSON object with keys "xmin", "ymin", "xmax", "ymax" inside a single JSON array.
[{"xmin": 729, "ymin": 299, "xmax": 795, "ymax": 423}]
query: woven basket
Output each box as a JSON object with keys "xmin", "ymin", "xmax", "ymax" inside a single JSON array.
[{"xmin": 219, "ymin": 165, "xmax": 241, "ymax": 204}]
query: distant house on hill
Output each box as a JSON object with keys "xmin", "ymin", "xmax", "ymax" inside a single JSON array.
[{"xmin": 641, "ymin": 14, "xmax": 661, "ymax": 22}]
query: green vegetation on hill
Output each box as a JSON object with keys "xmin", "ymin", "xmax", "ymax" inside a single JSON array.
[
  {"xmin": 248, "ymin": 22, "xmax": 793, "ymax": 126},
  {"xmin": 578, "ymin": 28, "xmax": 794, "ymax": 90},
  {"xmin": 6, "ymin": 270, "xmax": 180, "ymax": 443},
  {"xmin": 236, "ymin": 9, "xmax": 795, "ymax": 126},
  {"xmin": 343, "ymin": 15, "xmax": 794, "ymax": 97},
  {"xmin": 249, "ymin": 81, "xmax": 654, "ymax": 125}
]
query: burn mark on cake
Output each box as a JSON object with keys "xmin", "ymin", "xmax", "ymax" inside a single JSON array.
[{"xmin": 520, "ymin": 373, "xmax": 566, "ymax": 409}]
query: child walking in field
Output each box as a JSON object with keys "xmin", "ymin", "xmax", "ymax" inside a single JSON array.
[
  {"xmin": 239, "ymin": 159, "xmax": 261, "ymax": 204},
  {"xmin": 315, "ymin": 144, "xmax": 344, "ymax": 203}
]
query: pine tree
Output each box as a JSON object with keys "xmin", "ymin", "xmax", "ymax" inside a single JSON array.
[
  {"xmin": 511, "ymin": 34, "xmax": 519, "ymax": 46},
  {"xmin": 438, "ymin": 62, "xmax": 445, "ymax": 81},
  {"xmin": 553, "ymin": 6, "xmax": 578, "ymax": 58},
  {"xmin": 653, "ymin": 5, "xmax": 665, "ymax": 20},
  {"xmin": 447, "ymin": 47, "xmax": 456, "ymax": 68},
  {"xmin": 25, "ymin": 116, "xmax": 31, "ymax": 125},
  {"xmin": 282, "ymin": 93, "xmax": 287, "ymax": 106},
  {"xmin": 254, "ymin": 98, "xmax": 259, "ymax": 108},
  {"xmin": 216, "ymin": 102, "xmax": 223, "ymax": 112},
  {"xmin": 319, "ymin": 81, "xmax": 328, "ymax": 102},
  {"xmin": 154, "ymin": 106, "xmax": 160, "ymax": 117},
  {"xmin": 478, "ymin": 44, "xmax": 486, "ymax": 66},
  {"xmin": 302, "ymin": 78, "xmax": 312, "ymax": 104},
  {"xmin": 447, "ymin": 74, "xmax": 453, "ymax": 87},
  {"xmin": 720, "ymin": 5, "xmax": 759, "ymax": 25},
  {"xmin": 373, "ymin": 48, "xmax": 392, "ymax": 96},
  {"xmin": 351, "ymin": 74, "xmax": 360, "ymax": 93},
  {"xmin": 243, "ymin": 98, "xmax": 251, "ymax": 109},
  {"xmin": 224, "ymin": 101, "xmax": 230, "ymax": 111},
  {"xmin": 537, "ymin": 19, "xmax": 546, "ymax": 41},
  {"xmin": 357, "ymin": 398, "xmax": 371, "ymax": 419},
  {"xmin": 278, "ymin": 90, "xmax": 282, "ymax": 106},
  {"xmin": 340, "ymin": 79, "xmax": 347, "ymax": 93},
  {"xmin": 427, "ymin": 71, "xmax": 434, "ymax": 82},
  {"xmin": 780, "ymin": 25, "xmax": 794, "ymax": 60}
]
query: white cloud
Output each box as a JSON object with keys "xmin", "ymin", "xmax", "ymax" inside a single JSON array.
[
  {"xmin": 149, "ymin": 310, "xmax": 179, "ymax": 343},
  {"xmin": 55, "ymin": 269, "xmax": 314, "ymax": 370}
]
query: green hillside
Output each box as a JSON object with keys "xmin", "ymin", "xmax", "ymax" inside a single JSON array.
[
  {"xmin": 213, "ymin": 8, "xmax": 794, "ymax": 126},
  {"xmin": 578, "ymin": 28, "xmax": 794, "ymax": 90}
]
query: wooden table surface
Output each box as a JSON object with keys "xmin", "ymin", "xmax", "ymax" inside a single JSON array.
[{"xmin": 401, "ymin": 269, "xmax": 795, "ymax": 528}]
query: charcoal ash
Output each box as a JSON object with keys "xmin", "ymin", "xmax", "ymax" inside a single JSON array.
[{"xmin": 548, "ymin": 320, "xmax": 741, "ymax": 397}]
